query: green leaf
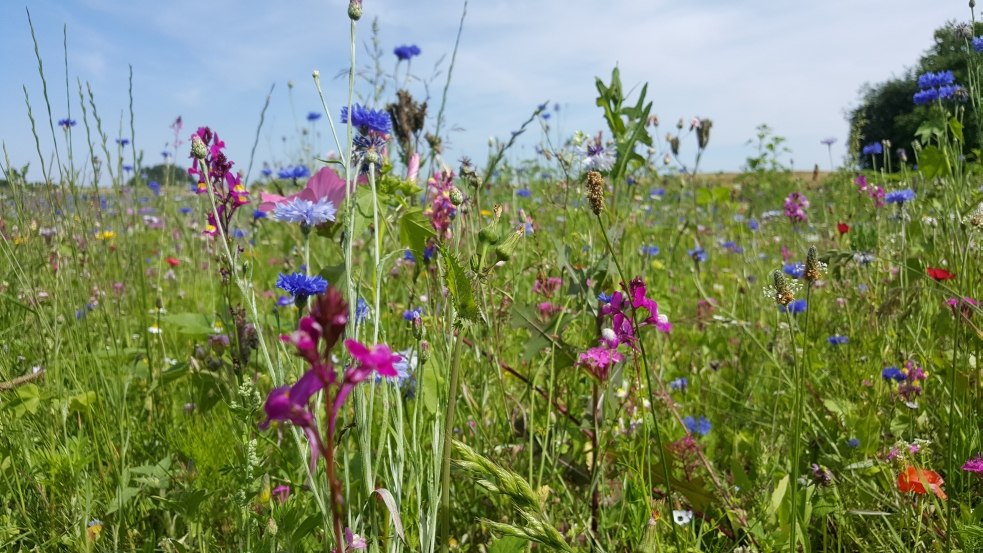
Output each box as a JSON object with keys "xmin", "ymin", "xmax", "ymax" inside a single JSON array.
[
  {"xmin": 439, "ymin": 246, "xmax": 481, "ymax": 323},
  {"xmin": 5, "ymin": 383, "xmax": 41, "ymax": 418},
  {"xmin": 160, "ymin": 313, "xmax": 214, "ymax": 336},
  {"xmin": 489, "ymin": 536, "xmax": 529, "ymax": 553},
  {"xmin": 68, "ymin": 390, "xmax": 97, "ymax": 415},
  {"xmin": 949, "ymin": 116, "xmax": 964, "ymax": 144},
  {"xmin": 769, "ymin": 475, "xmax": 789, "ymax": 517},
  {"xmin": 420, "ymin": 362, "xmax": 441, "ymax": 415},
  {"xmin": 917, "ymin": 145, "xmax": 950, "ymax": 179},
  {"xmin": 399, "ymin": 207, "xmax": 436, "ymax": 261}
]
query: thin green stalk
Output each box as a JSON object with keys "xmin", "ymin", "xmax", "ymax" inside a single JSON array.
[
  {"xmin": 785, "ymin": 309, "xmax": 801, "ymax": 553},
  {"xmin": 439, "ymin": 330, "xmax": 465, "ymax": 553}
]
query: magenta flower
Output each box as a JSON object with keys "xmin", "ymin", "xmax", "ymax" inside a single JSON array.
[
  {"xmin": 345, "ymin": 340, "xmax": 401, "ymax": 380},
  {"xmin": 259, "ymin": 365, "xmax": 331, "ymax": 430},
  {"xmin": 272, "ymin": 485, "xmax": 291, "ymax": 503},
  {"xmin": 600, "ymin": 277, "xmax": 671, "ymax": 346},
  {"xmin": 578, "ymin": 346, "xmax": 623, "ymax": 381},
  {"xmin": 425, "ymin": 170, "xmax": 458, "ymax": 239},
  {"xmin": 784, "ymin": 192, "xmax": 809, "ymax": 224},
  {"xmin": 963, "ymin": 456, "xmax": 983, "ymax": 474}
]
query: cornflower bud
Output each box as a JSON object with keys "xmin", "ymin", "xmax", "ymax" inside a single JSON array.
[
  {"xmin": 190, "ymin": 135, "xmax": 208, "ymax": 160},
  {"xmin": 448, "ymin": 186, "xmax": 464, "ymax": 206},
  {"xmin": 586, "ymin": 171, "xmax": 605, "ymax": 215},
  {"xmin": 348, "ymin": 0, "xmax": 363, "ymax": 20}
]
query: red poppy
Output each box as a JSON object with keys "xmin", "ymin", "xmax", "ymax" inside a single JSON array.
[
  {"xmin": 897, "ymin": 466, "xmax": 947, "ymax": 500},
  {"xmin": 837, "ymin": 222, "xmax": 849, "ymax": 235},
  {"xmin": 166, "ymin": 256, "xmax": 181, "ymax": 267},
  {"xmin": 927, "ymin": 267, "xmax": 955, "ymax": 281}
]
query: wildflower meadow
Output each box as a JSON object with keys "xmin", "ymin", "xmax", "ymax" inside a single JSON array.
[{"xmin": 2, "ymin": 2, "xmax": 983, "ymax": 552}]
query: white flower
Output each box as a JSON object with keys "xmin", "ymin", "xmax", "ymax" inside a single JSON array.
[{"xmin": 672, "ymin": 509, "xmax": 693, "ymax": 525}]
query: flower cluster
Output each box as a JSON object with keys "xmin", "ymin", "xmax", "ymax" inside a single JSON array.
[
  {"xmin": 599, "ymin": 277, "xmax": 671, "ymax": 347},
  {"xmin": 854, "ymin": 174, "xmax": 886, "ymax": 208},
  {"xmin": 913, "ymin": 70, "xmax": 964, "ymax": 105},
  {"xmin": 783, "ymin": 192, "xmax": 809, "ymax": 224},
  {"xmin": 881, "ymin": 359, "xmax": 928, "ymax": 400},
  {"xmin": 425, "ymin": 170, "xmax": 459, "ymax": 239},
  {"xmin": 262, "ymin": 286, "xmax": 400, "ymax": 450},
  {"xmin": 188, "ymin": 127, "xmax": 249, "ymax": 237}
]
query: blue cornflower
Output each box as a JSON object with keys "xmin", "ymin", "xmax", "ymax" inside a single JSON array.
[
  {"xmin": 914, "ymin": 88, "xmax": 939, "ymax": 105},
  {"xmin": 272, "ymin": 197, "xmax": 337, "ymax": 226},
  {"xmin": 748, "ymin": 218, "xmax": 759, "ymax": 231},
  {"xmin": 937, "ymin": 84, "xmax": 964, "ymax": 100},
  {"xmin": 278, "ymin": 165, "xmax": 311, "ymax": 180},
  {"xmin": 179, "ymin": 206, "xmax": 193, "ymax": 215},
  {"xmin": 974, "ymin": 36, "xmax": 983, "ymax": 52},
  {"xmin": 721, "ymin": 240, "xmax": 744, "ymax": 254},
  {"xmin": 123, "ymin": 164, "xmax": 133, "ymax": 172},
  {"xmin": 393, "ymin": 44, "xmax": 421, "ymax": 60},
  {"xmin": 783, "ymin": 263, "xmax": 805, "ymax": 279},
  {"xmin": 917, "ymin": 70, "xmax": 955, "ymax": 89},
  {"xmin": 847, "ymin": 438, "xmax": 861, "ymax": 448},
  {"xmin": 232, "ymin": 229, "xmax": 247, "ymax": 239},
  {"xmin": 341, "ymin": 104, "xmax": 392, "ymax": 135},
  {"xmin": 885, "ymin": 189, "xmax": 915, "ymax": 205},
  {"xmin": 862, "ymin": 142, "xmax": 883, "ymax": 156},
  {"xmin": 423, "ymin": 245, "xmax": 435, "ymax": 262},
  {"xmin": 403, "ymin": 307, "xmax": 423, "ymax": 321},
  {"xmin": 404, "ymin": 249, "xmax": 416, "ymax": 262},
  {"xmin": 642, "ymin": 245, "xmax": 660, "ymax": 256},
  {"xmin": 275, "ymin": 272, "xmax": 327, "ymax": 304},
  {"xmin": 688, "ymin": 247, "xmax": 708, "ymax": 263},
  {"xmin": 669, "ymin": 377, "xmax": 688, "ymax": 392},
  {"xmin": 116, "ymin": 138, "xmax": 130, "ymax": 147},
  {"xmin": 516, "ymin": 188, "xmax": 532, "ymax": 198},
  {"xmin": 650, "ymin": 187, "xmax": 666, "ymax": 198},
  {"xmin": 779, "ymin": 299, "xmax": 807, "ymax": 314},
  {"xmin": 253, "ymin": 209, "xmax": 267, "ymax": 221},
  {"xmin": 683, "ymin": 416, "xmax": 711, "ymax": 436},
  {"xmin": 356, "ymin": 297, "xmax": 370, "ymax": 323},
  {"xmin": 828, "ymin": 335, "xmax": 849, "ymax": 346},
  {"xmin": 261, "ymin": 167, "xmax": 273, "ymax": 178},
  {"xmin": 881, "ymin": 366, "xmax": 905, "ymax": 382},
  {"xmin": 598, "ymin": 292, "xmax": 613, "ymax": 304},
  {"xmin": 276, "ymin": 295, "xmax": 292, "ymax": 308},
  {"xmin": 307, "ymin": 111, "xmax": 322, "ymax": 122},
  {"xmin": 147, "ymin": 181, "xmax": 161, "ymax": 196},
  {"xmin": 161, "ymin": 150, "xmax": 171, "ymax": 160},
  {"xmin": 58, "ymin": 118, "xmax": 76, "ymax": 129}
]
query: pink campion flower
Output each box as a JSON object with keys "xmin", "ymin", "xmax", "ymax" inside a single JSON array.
[
  {"xmin": 258, "ymin": 166, "xmax": 348, "ymax": 214},
  {"xmin": 578, "ymin": 346, "xmax": 623, "ymax": 381}
]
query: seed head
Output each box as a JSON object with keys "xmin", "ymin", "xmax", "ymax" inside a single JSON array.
[
  {"xmin": 586, "ymin": 171, "xmax": 606, "ymax": 215},
  {"xmin": 772, "ymin": 270, "xmax": 795, "ymax": 306},
  {"xmin": 804, "ymin": 246, "xmax": 825, "ymax": 283},
  {"xmin": 696, "ymin": 119, "xmax": 712, "ymax": 150}
]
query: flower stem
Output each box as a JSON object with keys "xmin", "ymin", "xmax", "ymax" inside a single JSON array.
[
  {"xmin": 439, "ymin": 329, "xmax": 465, "ymax": 553},
  {"xmin": 785, "ymin": 309, "xmax": 801, "ymax": 553}
]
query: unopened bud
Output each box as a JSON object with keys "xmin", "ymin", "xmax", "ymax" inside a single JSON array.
[
  {"xmin": 478, "ymin": 225, "xmax": 501, "ymax": 245},
  {"xmin": 312, "ymin": 69, "xmax": 320, "ymax": 79},
  {"xmin": 348, "ymin": 0, "xmax": 363, "ymax": 20},
  {"xmin": 448, "ymin": 186, "xmax": 465, "ymax": 206},
  {"xmin": 772, "ymin": 270, "xmax": 795, "ymax": 306},
  {"xmin": 190, "ymin": 135, "xmax": 208, "ymax": 160}
]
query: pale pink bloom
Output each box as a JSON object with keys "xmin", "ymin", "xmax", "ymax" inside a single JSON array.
[{"xmin": 258, "ymin": 166, "xmax": 347, "ymax": 213}]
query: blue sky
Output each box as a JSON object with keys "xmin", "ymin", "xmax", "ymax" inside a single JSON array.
[{"xmin": 0, "ymin": 0, "xmax": 969, "ymax": 183}]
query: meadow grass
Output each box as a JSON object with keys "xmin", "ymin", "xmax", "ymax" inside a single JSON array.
[{"xmin": 1, "ymin": 4, "xmax": 982, "ymax": 553}]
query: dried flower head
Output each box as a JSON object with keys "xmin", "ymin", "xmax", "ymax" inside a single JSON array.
[
  {"xmin": 771, "ymin": 270, "xmax": 796, "ymax": 306},
  {"xmin": 805, "ymin": 246, "xmax": 826, "ymax": 283},
  {"xmin": 586, "ymin": 171, "xmax": 606, "ymax": 215}
]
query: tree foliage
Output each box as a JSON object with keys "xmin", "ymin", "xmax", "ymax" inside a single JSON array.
[{"xmin": 848, "ymin": 20, "xmax": 983, "ymax": 167}]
